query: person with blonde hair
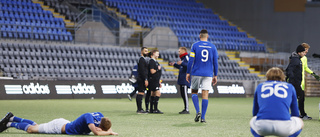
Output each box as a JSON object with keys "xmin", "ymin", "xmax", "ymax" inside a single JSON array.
[
  {"xmin": 169, "ymin": 47, "xmax": 190, "ymax": 114},
  {"xmin": 250, "ymin": 67, "xmax": 303, "ymax": 137},
  {"xmin": 299, "ymin": 43, "xmax": 319, "ymax": 120},
  {"xmin": 0, "ymin": 112, "xmax": 118, "ymax": 136},
  {"xmin": 300, "ymin": 43, "xmax": 319, "ymax": 88}
]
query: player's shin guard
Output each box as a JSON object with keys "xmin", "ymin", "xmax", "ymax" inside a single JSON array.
[
  {"xmin": 154, "ymin": 96, "xmax": 160, "ymax": 110},
  {"xmin": 145, "ymin": 90, "xmax": 151, "ymax": 111},
  {"xmin": 191, "ymin": 94, "xmax": 200, "ymax": 113},
  {"xmin": 12, "ymin": 116, "xmax": 36, "ymax": 125},
  {"xmin": 150, "ymin": 96, "xmax": 155, "ymax": 112},
  {"xmin": 201, "ymin": 99, "xmax": 208, "ymax": 120},
  {"xmin": 136, "ymin": 94, "xmax": 143, "ymax": 110},
  {"xmin": 9, "ymin": 122, "xmax": 31, "ymax": 131}
]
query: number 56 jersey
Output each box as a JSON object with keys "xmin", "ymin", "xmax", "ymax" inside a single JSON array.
[
  {"xmin": 253, "ymin": 81, "xmax": 300, "ymax": 121},
  {"xmin": 187, "ymin": 41, "xmax": 219, "ymax": 77}
]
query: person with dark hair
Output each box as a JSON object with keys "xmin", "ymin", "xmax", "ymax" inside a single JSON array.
[
  {"xmin": 169, "ymin": 47, "xmax": 190, "ymax": 114},
  {"xmin": 286, "ymin": 45, "xmax": 310, "ymax": 119},
  {"xmin": 148, "ymin": 50, "xmax": 163, "ymax": 114},
  {"xmin": 0, "ymin": 112, "xmax": 118, "ymax": 136},
  {"xmin": 136, "ymin": 47, "xmax": 149, "ymax": 114},
  {"xmin": 186, "ymin": 29, "xmax": 219, "ymax": 123},
  {"xmin": 250, "ymin": 67, "xmax": 303, "ymax": 137}
]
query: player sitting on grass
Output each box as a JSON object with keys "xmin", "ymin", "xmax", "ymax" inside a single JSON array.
[
  {"xmin": 250, "ymin": 67, "xmax": 304, "ymax": 137},
  {"xmin": 0, "ymin": 112, "xmax": 118, "ymax": 136}
]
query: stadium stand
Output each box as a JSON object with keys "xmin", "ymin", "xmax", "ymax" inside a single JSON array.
[
  {"xmin": 0, "ymin": 0, "xmax": 261, "ymax": 81},
  {"xmin": 305, "ymin": 57, "xmax": 320, "ymax": 96},
  {"xmin": 0, "ymin": 0, "xmax": 73, "ymax": 41},
  {"xmin": 0, "ymin": 42, "xmax": 179, "ymax": 80},
  {"xmin": 41, "ymin": 0, "xmax": 85, "ymax": 22},
  {"xmin": 0, "ymin": 42, "xmax": 259, "ymax": 81},
  {"xmin": 103, "ymin": 0, "xmax": 266, "ymax": 52},
  {"xmin": 162, "ymin": 50, "xmax": 260, "ymax": 81}
]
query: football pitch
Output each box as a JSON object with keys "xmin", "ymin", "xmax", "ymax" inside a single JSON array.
[{"xmin": 0, "ymin": 97, "xmax": 319, "ymax": 137}]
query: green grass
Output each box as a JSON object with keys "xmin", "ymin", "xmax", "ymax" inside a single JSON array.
[{"xmin": 0, "ymin": 97, "xmax": 319, "ymax": 137}]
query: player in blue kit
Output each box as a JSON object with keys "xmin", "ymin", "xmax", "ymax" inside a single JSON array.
[
  {"xmin": 250, "ymin": 67, "xmax": 304, "ymax": 137},
  {"xmin": 0, "ymin": 112, "xmax": 118, "ymax": 136},
  {"xmin": 186, "ymin": 29, "xmax": 219, "ymax": 123}
]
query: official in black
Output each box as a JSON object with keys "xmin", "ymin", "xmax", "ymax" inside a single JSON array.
[
  {"xmin": 286, "ymin": 45, "xmax": 310, "ymax": 119},
  {"xmin": 136, "ymin": 47, "xmax": 149, "ymax": 114},
  {"xmin": 148, "ymin": 50, "xmax": 163, "ymax": 114}
]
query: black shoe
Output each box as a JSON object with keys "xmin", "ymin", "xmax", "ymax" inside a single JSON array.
[
  {"xmin": 136, "ymin": 109, "xmax": 147, "ymax": 114},
  {"xmin": 201, "ymin": 119, "xmax": 206, "ymax": 123},
  {"xmin": 152, "ymin": 109, "xmax": 163, "ymax": 114},
  {"xmin": 0, "ymin": 112, "xmax": 14, "ymax": 133},
  {"xmin": 145, "ymin": 109, "xmax": 149, "ymax": 113},
  {"xmin": 179, "ymin": 110, "xmax": 190, "ymax": 114},
  {"xmin": 127, "ymin": 94, "xmax": 132, "ymax": 101},
  {"xmin": 0, "ymin": 124, "xmax": 8, "ymax": 133},
  {"xmin": 149, "ymin": 109, "xmax": 153, "ymax": 113},
  {"xmin": 300, "ymin": 115, "xmax": 312, "ymax": 120},
  {"xmin": 194, "ymin": 112, "xmax": 201, "ymax": 122}
]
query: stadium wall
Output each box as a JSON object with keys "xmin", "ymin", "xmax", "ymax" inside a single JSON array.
[
  {"xmin": 198, "ymin": 0, "xmax": 320, "ymax": 55},
  {"xmin": 75, "ymin": 21, "xmax": 116, "ymax": 45},
  {"xmin": 0, "ymin": 80, "xmax": 247, "ymax": 100},
  {"xmin": 143, "ymin": 27, "xmax": 178, "ymax": 49}
]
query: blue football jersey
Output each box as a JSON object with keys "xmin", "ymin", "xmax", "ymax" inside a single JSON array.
[
  {"xmin": 187, "ymin": 41, "xmax": 219, "ymax": 77},
  {"xmin": 252, "ymin": 81, "xmax": 299, "ymax": 120},
  {"xmin": 65, "ymin": 112, "xmax": 104, "ymax": 135}
]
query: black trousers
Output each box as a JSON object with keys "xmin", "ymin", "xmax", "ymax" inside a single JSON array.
[
  {"xmin": 293, "ymin": 84, "xmax": 307, "ymax": 116},
  {"xmin": 180, "ymin": 85, "xmax": 189, "ymax": 111}
]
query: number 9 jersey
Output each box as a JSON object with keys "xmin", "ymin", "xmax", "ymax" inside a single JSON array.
[
  {"xmin": 187, "ymin": 41, "xmax": 219, "ymax": 77},
  {"xmin": 252, "ymin": 81, "xmax": 300, "ymax": 121}
]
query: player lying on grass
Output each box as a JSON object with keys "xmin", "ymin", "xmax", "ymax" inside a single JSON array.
[
  {"xmin": 0, "ymin": 112, "xmax": 118, "ymax": 136},
  {"xmin": 250, "ymin": 67, "xmax": 303, "ymax": 137}
]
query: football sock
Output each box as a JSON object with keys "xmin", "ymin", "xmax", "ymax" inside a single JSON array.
[
  {"xmin": 154, "ymin": 96, "xmax": 160, "ymax": 110},
  {"xmin": 11, "ymin": 116, "xmax": 36, "ymax": 125},
  {"xmin": 150, "ymin": 96, "xmax": 155, "ymax": 111},
  {"xmin": 136, "ymin": 94, "xmax": 143, "ymax": 110},
  {"xmin": 9, "ymin": 122, "xmax": 31, "ymax": 131},
  {"xmin": 201, "ymin": 99, "xmax": 208, "ymax": 120},
  {"xmin": 145, "ymin": 90, "xmax": 151, "ymax": 110},
  {"xmin": 192, "ymin": 94, "xmax": 200, "ymax": 113}
]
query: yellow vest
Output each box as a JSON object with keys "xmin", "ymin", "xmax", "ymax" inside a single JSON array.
[{"xmin": 301, "ymin": 56, "xmax": 313, "ymax": 90}]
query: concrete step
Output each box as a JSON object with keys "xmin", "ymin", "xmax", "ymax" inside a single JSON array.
[
  {"xmin": 238, "ymin": 61, "xmax": 246, "ymax": 65},
  {"xmin": 240, "ymin": 64, "xmax": 250, "ymax": 68},
  {"xmin": 229, "ymin": 57, "xmax": 240, "ymax": 62}
]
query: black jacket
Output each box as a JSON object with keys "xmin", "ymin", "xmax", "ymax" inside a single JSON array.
[
  {"xmin": 286, "ymin": 52, "xmax": 303, "ymax": 86},
  {"xmin": 173, "ymin": 54, "xmax": 190, "ymax": 86},
  {"xmin": 137, "ymin": 56, "xmax": 148, "ymax": 81}
]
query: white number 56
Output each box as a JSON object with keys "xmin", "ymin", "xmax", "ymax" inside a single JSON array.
[{"xmin": 261, "ymin": 83, "xmax": 288, "ymax": 98}]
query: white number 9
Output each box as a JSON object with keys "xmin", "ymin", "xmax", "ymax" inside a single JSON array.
[{"xmin": 201, "ymin": 49, "xmax": 209, "ymax": 62}]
